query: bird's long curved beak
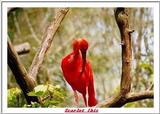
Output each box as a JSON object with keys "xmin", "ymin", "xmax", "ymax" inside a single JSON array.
[{"xmin": 80, "ymin": 51, "xmax": 86, "ymax": 76}]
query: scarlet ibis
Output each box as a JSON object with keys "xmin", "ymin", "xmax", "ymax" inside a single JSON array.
[{"xmin": 61, "ymin": 38, "xmax": 97, "ymax": 107}]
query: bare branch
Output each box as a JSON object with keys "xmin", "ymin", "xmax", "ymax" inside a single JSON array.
[
  {"xmin": 148, "ymin": 83, "xmax": 154, "ymax": 90},
  {"xmin": 28, "ymin": 8, "xmax": 69, "ymax": 80},
  {"xmin": 15, "ymin": 42, "xmax": 30, "ymax": 55},
  {"xmin": 7, "ymin": 7, "xmax": 19, "ymax": 13},
  {"xmin": 115, "ymin": 8, "xmax": 132, "ymax": 95},
  {"xmin": 8, "ymin": 38, "xmax": 39, "ymax": 104},
  {"xmin": 126, "ymin": 91, "xmax": 153, "ymax": 103},
  {"xmin": 13, "ymin": 11, "xmax": 21, "ymax": 35},
  {"xmin": 98, "ymin": 91, "xmax": 153, "ymax": 107}
]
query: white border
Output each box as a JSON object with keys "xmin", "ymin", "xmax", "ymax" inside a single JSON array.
[
  {"xmin": 2, "ymin": 1, "xmax": 159, "ymax": 113},
  {"xmin": 0, "ymin": 1, "xmax": 2, "ymax": 112},
  {"xmin": 1, "ymin": 0, "xmax": 160, "ymax": 2},
  {"xmin": 1, "ymin": 2, "xmax": 158, "ymax": 8}
]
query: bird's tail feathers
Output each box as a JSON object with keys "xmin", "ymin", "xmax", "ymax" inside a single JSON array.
[{"xmin": 88, "ymin": 80, "xmax": 97, "ymax": 107}]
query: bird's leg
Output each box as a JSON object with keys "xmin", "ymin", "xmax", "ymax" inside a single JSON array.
[
  {"xmin": 82, "ymin": 94, "xmax": 87, "ymax": 107},
  {"xmin": 81, "ymin": 86, "xmax": 88, "ymax": 107},
  {"xmin": 74, "ymin": 90, "xmax": 79, "ymax": 106}
]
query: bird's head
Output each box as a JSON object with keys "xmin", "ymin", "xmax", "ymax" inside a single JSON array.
[{"xmin": 72, "ymin": 38, "xmax": 89, "ymax": 75}]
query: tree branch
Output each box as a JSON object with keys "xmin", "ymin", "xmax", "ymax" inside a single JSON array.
[
  {"xmin": 15, "ymin": 42, "xmax": 30, "ymax": 55},
  {"xmin": 7, "ymin": 7, "xmax": 19, "ymax": 13},
  {"xmin": 125, "ymin": 91, "xmax": 153, "ymax": 103},
  {"xmin": 97, "ymin": 91, "xmax": 153, "ymax": 107},
  {"xmin": 115, "ymin": 8, "xmax": 132, "ymax": 95},
  {"xmin": 8, "ymin": 39, "xmax": 39, "ymax": 104},
  {"xmin": 28, "ymin": 8, "xmax": 69, "ymax": 80}
]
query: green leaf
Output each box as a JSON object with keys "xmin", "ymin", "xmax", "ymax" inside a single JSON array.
[
  {"xmin": 24, "ymin": 84, "xmax": 66, "ymax": 107},
  {"xmin": 35, "ymin": 91, "xmax": 44, "ymax": 97},
  {"xmin": 125, "ymin": 102, "xmax": 136, "ymax": 107},
  {"xmin": 34, "ymin": 85, "xmax": 47, "ymax": 93},
  {"xmin": 48, "ymin": 84, "xmax": 55, "ymax": 92},
  {"xmin": 27, "ymin": 91, "xmax": 36, "ymax": 96},
  {"xmin": 28, "ymin": 85, "xmax": 48, "ymax": 97}
]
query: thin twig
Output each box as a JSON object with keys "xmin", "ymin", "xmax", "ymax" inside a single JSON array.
[
  {"xmin": 24, "ymin": 10, "xmax": 40, "ymax": 44},
  {"xmin": 13, "ymin": 12, "xmax": 21, "ymax": 35},
  {"xmin": 40, "ymin": 8, "xmax": 53, "ymax": 30}
]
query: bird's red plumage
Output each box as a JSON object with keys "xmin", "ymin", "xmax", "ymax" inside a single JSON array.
[{"xmin": 61, "ymin": 38, "xmax": 97, "ymax": 107}]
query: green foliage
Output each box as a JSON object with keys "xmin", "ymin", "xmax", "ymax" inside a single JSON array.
[
  {"xmin": 140, "ymin": 60, "xmax": 153, "ymax": 75},
  {"xmin": 8, "ymin": 31, "xmax": 14, "ymax": 41},
  {"xmin": 140, "ymin": 58, "xmax": 153, "ymax": 89},
  {"xmin": 8, "ymin": 87, "xmax": 25, "ymax": 107},
  {"xmin": 125, "ymin": 102, "xmax": 136, "ymax": 107},
  {"xmin": 27, "ymin": 84, "xmax": 66, "ymax": 107},
  {"xmin": 8, "ymin": 84, "xmax": 66, "ymax": 107},
  {"xmin": 28, "ymin": 85, "xmax": 48, "ymax": 97},
  {"xmin": 24, "ymin": 102, "xmax": 41, "ymax": 108},
  {"xmin": 113, "ymin": 85, "xmax": 120, "ymax": 95}
]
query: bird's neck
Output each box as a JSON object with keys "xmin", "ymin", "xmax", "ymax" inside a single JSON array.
[{"xmin": 73, "ymin": 49, "xmax": 80, "ymax": 57}]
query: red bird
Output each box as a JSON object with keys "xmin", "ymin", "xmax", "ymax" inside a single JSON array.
[{"xmin": 61, "ymin": 38, "xmax": 97, "ymax": 107}]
